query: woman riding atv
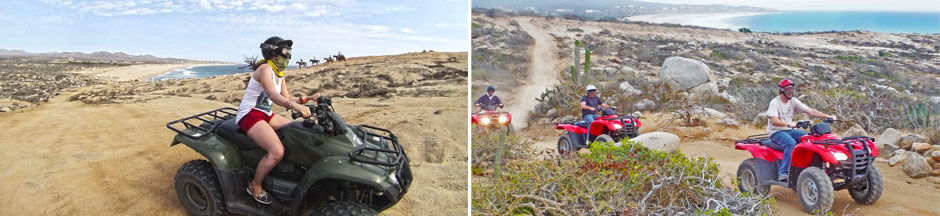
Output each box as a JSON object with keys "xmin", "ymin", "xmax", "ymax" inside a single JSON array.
[
  {"xmin": 766, "ymin": 79, "xmax": 836, "ymax": 181},
  {"xmin": 474, "ymin": 85, "xmax": 504, "ymax": 112},
  {"xmin": 236, "ymin": 36, "xmax": 319, "ymax": 204}
]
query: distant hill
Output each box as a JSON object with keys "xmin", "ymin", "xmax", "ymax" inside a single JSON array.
[
  {"xmin": 473, "ymin": 0, "xmax": 777, "ymax": 18},
  {"xmin": 0, "ymin": 49, "xmax": 200, "ymax": 63}
]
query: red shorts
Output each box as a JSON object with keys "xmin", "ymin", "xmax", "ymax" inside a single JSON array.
[{"xmin": 238, "ymin": 109, "xmax": 273, "ymax": 132}]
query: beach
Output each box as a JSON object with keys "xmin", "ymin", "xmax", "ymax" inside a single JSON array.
[
  {"xmin": 627, "ymin": 12, "xmax": 776, "ymax": 30},
  {"xmin": 73, "ymin": 63, "xmax": 235, "ymax": 81}
]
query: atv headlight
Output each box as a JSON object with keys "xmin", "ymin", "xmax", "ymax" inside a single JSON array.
[
  {"xmin": 480, "ymin": 117, "xmax": 490, "ymax": 125},
  {"xmin": 832, "ymin": 152, "xmax": 848, "ymax": 161},
  {"xmin": 498, "ymin": 114, "xmax": 508, "ymax": 123},
  {"xmin": 613, "ymin": 124, "xmax": 622, "ymax": 130}
]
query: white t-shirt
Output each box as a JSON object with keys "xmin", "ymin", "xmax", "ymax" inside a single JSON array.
[{"xmin": 765, "ymin": 96, "xmax": 810, "ymax": 135}]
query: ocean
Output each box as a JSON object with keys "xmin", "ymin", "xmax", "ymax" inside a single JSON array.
[
  {"xmin": 150, "ymin": 64, "xmax": 299, "ymax": 81},
  {"xmin": 727, "ymin": 11, "xmax": 940, "ymax": 34}
]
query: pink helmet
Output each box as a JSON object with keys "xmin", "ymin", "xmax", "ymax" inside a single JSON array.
[{"xmin": 778, "ymin": 79, "xmax": 794, "ymax": 88}]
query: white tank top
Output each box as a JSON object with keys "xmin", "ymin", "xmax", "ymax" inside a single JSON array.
[{"xmin": 236, "ymin": 66, "xmax": 283, "ymax": 124}]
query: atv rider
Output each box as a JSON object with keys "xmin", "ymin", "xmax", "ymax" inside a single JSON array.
[
  {"xmin": 766, "ymin": 79, "xmax": 835, "ymax": 181},
  {"xmin": 474, "ymin": 85, "xmax": 503, "ymax": 112},
  {"xmin": 235, "ymin": 36, "xmax": 319, "ymax": 204},
  {"xmin": 580, "ymin": 85, "xmax": 610, "ymax": 139}
]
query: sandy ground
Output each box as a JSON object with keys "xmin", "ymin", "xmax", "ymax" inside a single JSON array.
[
  {"xmin": 0, "ymin": 52, "xmax": 468, "ymax": 215},
  {"xmin": 627, "ymin": 12, "xmax": 777, "ymax": 30},
  {"xmin": 73, "ymin": 63, "xmax": 231, "ymax": 81},
  {"xmin": 504, "ymin": 17, "xmax": 563, "ymax": 130}
]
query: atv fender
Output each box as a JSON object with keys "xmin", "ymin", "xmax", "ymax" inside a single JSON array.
[
  {"xmin": 734, "ymin": 143, "xmax": 783, "ymax": 161},
  {"xmin": 588, "ymin": 121, "xmax": 616, "ymax": 136},
  {"xmin": 296, "ymin": 156, "xmax": 400, "ymax": 199},
  {"xmin": 746, "ymin": 158, "xmax": 779, "ymax": 184},
  {"xmin": 171, "ymin": 134, "xmax": 243, "ymax": 170},
  {"xmin": 790, "ymin": 143, "xmax": 840, "ymax": 168}
]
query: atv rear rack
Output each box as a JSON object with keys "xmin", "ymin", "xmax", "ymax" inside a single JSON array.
[
  {"xmin": 166, "ymin": 107, "xmax": 238, "ymax": 139},
  {"xmin": 737, "ymin": 134, "xmax": 771, "ymax": 144}
]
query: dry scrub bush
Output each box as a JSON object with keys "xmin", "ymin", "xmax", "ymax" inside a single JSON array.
[
  {"xmin": 472, "ymin": 141, "xmax": 776, "ymax": 215},
  {"xmin": 471, "ymin": 125, "xmax": 535, "ymax": 172}
]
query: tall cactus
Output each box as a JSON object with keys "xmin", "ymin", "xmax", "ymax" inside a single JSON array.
[
  {"xmin": 584, "ymin": 47, "xmax": 591, "ymax": 75},
  {"xmin": 570, "ymin": 66, "xmax": 577, "ymax": 83},
  {"xmin": 493, "ymin": 127, "xmax": 508, "ymax": 178},
  {"xmin": 573, "ymin": 40, "xmax": 580, "ymax": 84}
]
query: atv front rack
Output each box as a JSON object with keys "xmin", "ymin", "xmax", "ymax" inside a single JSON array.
[
  {"xmin": 166, "ymin": 107, "xmax": 237, "ymax": 139},
  {"xmin": 350, "ymin": 125, "xmax": 406, "ymax": 167},
  {"xmin": 812, "ymin": 136, "xmax": 876, "ymax": 189}
]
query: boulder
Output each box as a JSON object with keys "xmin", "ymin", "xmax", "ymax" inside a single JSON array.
[
  {"xmin": 659, "ymin": 56, "xmax": 718, "ymax": 95},
  {"xmin": 633, "ymin": 98, "xmax": 655, "ymax": 110},
  {"xmin": 840, "ymin": 123, "xmax": 868, "ymax": 138},
  {"xmin": 899, "ymin": 134, "xmax": 926, "ymax": 150},
  {"xmin": 903, "ymin": 153, "xmax": 933, "ymax": 178},
  {"xmin": 690, "ymin": 107, "xmax": 727, "ymax": 119},
  {"xmin": 717, "ymin": 118, "xmax": 740, "ymax": 128},
  {"xmin": 0, "ymin": 106, "xmax": 10, "ymax": 112},
  {"xmin": 619, "ymin": 81, "xmax": 642, "ymax": 96},
  {"xmin": 929, "ymin": 149, "xmax": 940, "ymax": 161},
  {"xmin": 628, "ymin": 132, "xmax": 680, "ymax": 153},
  {"xmin": 889, "ymin": 151, "xmax": 911, "ymax": 167},
  {"xmin": 718, "ymin": 91, "xmax": 737, "ymax": 103},
  {"xmin": 928, "ymin": 176, "xmax": 940, "ymax": 184},
  {"xmin": 912, "ymin": 142, "xmax": 932, "ymax": 154},
  {"xmin": 880, "ymin": 143, "xmax": 901, "ymax": 158},
  {"xmin": 689, "ymin": 82, "xmax": 720, "ymax": 96},
  {"xmin": 876, "ymin": 128, "xmax": 902, "ymax": 150},
  {"xmin": 929, "ymin": 96, "xmax": 940, "ymax": 105},
  {"xmin": 631, "ymin": 111, "xmax": 643, "ymax": 118}
]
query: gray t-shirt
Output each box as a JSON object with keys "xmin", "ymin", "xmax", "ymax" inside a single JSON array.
[{"xmin": 765, "ymin": 96, "xmax": 810, "ymax": 135}]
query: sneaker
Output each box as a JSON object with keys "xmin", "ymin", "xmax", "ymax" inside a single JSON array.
[
  {"xmin": 247, "ymin": 185, "xmax": 273, "ymax": 204},
  {"xmin": 777, "ymin": 174, "xmax": 788, "ymax": 182}
]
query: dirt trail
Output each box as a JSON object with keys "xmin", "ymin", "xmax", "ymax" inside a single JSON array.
[
  {"xmin": 505, "ymin": 17, "xmax": 561, "ymax": 130},
  {"xmin": 680, "ymin": 140, "xmax": 940, "ymax": 215}
]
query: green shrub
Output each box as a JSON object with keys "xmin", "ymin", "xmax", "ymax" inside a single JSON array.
[{"xmin": 472, "ymin": 141, "xmax": 776, "ymax": 215}]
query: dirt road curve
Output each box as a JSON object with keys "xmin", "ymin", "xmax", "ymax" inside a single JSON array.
[{"xmin": 505, "ymin": 17, "xmax": 561, "ymax": 130}]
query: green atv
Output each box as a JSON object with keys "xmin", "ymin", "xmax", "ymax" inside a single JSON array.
[{"xmin": 166, "ymin": 97, "xmax": 412, "ymax": 216}]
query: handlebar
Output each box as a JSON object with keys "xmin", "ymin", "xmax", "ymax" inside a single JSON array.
[{"xmin": 790, "ymin": 117, "xmax": 840, "ymax": 129}]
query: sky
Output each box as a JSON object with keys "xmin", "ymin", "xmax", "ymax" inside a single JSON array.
[
  {"xmin": 636, "ymin": 0, "xmax": 940, "ymax": 12},
  {"xmin": 0, "ymin": 0, "xmax": 469, "ymax": 62}
]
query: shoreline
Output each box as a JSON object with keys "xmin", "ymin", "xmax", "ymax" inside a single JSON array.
[
  {"xmin": 73, "ymin": 63, "xmax": 235, "ymax": 82},
  {"xmin": 627, "ymin": 11, "xmax": 777, "ymax": 30}
]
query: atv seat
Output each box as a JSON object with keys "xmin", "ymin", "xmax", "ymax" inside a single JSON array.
[
  {"xmin": 761, "ymin": 139, "xmax": 785, "ymax": 152},
  {"xmin": 574, "ymin": 121, "xmax": 590, "ymax": 129},
  {"xmin": 217, "ymin": 118, "xmax": 285, "ymax": 150}
]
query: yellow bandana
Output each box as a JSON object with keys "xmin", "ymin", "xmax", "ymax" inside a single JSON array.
[{"xmin": 266, "ymin": 60, "xmax": 284, "ymax": 77}]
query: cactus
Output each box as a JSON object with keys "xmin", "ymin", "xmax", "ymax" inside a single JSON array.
[
  {"xmin": 570, "ymin": 66, "xmax": 577, "ymax": 83},
  {"xmin": 906, "ymin": 101, "xmax": 932, "ymax": 129},
  {"xmin": 584, "ymin": 48, "xmax": 591, "ymax": 75},
  {"xmin": 573, "ymin": 40, "xmax": 580, "ymax": 84},
  {"xmin": 493, "ymin": 127, "xmax": 508, "ymax": 178}
]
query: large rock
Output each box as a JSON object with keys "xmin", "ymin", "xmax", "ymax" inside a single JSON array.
[
  {"xmin": 690, "ymin": 107, "xmax": 727, "ymax": 119},
  {"xmin": 889, "ymin": 151, "xmax": 911, "ymax": 167},
  {"xmin": 929, "ymin": 96, "xmax": 940, "ymax": 105},
  {"xmin": 880, "ymin": 143, "xmax": 901, "ymax": 158},
  {"xmin": 0, "ymin": 106, "xmax": 10, "ymax": 112},
  {"xmin": 840, "ymin": 123, "xmax": 868, "ymax": 138},
  {"xmin": 619, "ymin": 81, "xmax": 642, "ymax": 96},
  {"xmin": 633, "ymin": 98, "xmax": 655, "ymax": 110},
  {"xmin": 628, "ymin": 132, "xmax": 681, "ymax": 153},
  {"xmin": 912, "ymin": 142, "xmax": 932, "ymax": 154},
  {"xmin": 899, "ymin": 134, "xmax": 926, "ymax": 150},
  {"xmin": 659, "ymin": 56, "xmax": 718, "ymax": 95},
  {"xmin": 903, "ymin": 153, "xmax": 933, "ymax": 178},
  {"xmin": 876, "ymin": 128, "xmax": 902, "ymax": 150}
]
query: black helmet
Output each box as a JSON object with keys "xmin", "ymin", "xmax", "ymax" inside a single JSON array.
[
  {"xmin": 260, "ymin": 36, "xmax": 293, "ymax": 60},
  {"xmin": 486, "ymin": 85, "xmax": 496, "ymax": 92}
]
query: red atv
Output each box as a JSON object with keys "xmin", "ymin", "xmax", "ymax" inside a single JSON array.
[
  {"xmin": 555, "ymin": 108, "xmax": 641, "ymax": 154},
  {"xmin": 471, "ymin": 105, "xmax": 511, "ymax": 128},
  {"xmin": 734, "ymin": 118, "xmax": 882, "ymax": 213}
]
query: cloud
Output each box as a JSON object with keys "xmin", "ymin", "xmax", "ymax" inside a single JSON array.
[
  {"xmin": 37, "ymin": 0, "xmax": 414, "ymax": 17},
  {"xmin": 400, "ymin": 28, "xmax": 417, "ymax": 34}
]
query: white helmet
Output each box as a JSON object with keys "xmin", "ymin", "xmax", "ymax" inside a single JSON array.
[{"xmin": 586, "ymin": 85, "xmax": 597, "ymax": 92}]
